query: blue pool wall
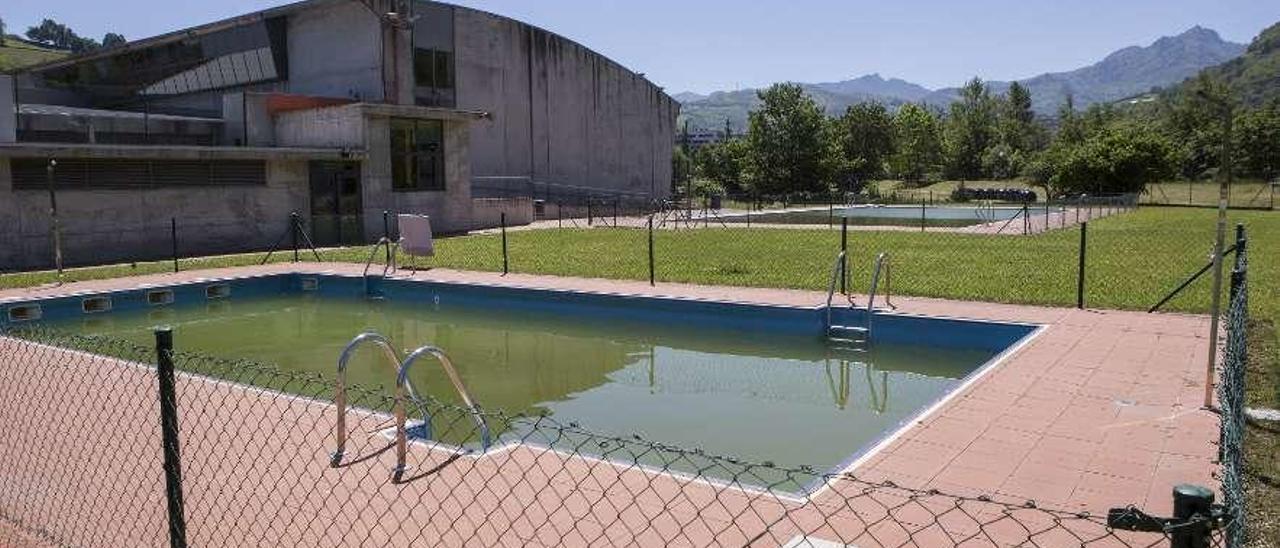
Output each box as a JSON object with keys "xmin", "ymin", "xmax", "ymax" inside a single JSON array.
[{"xmin": 2, "ymin": 273, "xmax": 1037, "ymax": 353}]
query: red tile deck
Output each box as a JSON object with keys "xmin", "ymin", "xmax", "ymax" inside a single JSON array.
[{"xmin": 0, "ymin": 264, "xmax": 1218, "ymax": 547}]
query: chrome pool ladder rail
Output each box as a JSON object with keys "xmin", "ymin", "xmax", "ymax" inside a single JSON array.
[
  {"xmin": 331, "ymin": 331, "xmax": 415, "ymax": 467},
  {"xmin": 824, "ymin": 250, "xmax": 848, "ymax": 332},
  {"xmin": 866, "ymin": 251, "xmax": 895, "ymax": 318},
  {"xmin": 394, "ymin": 344, "xmax": 491, "ymax": 482},
  {"xmin": 361, "ymin": 237, "xmax": 399, "ymax": 293}
]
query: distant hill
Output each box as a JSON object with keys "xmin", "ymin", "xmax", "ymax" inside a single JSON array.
[
  {"xmin": 0, "ymin": 36, "xmax": 68, "ymax": 72},
  {"xmin": 1192, "ymin": 21, "xmax": 1280, "ymax": 106},
  {"xmin": 676, "ymin": 26, "xmax": 1246, "ymax": 130}
]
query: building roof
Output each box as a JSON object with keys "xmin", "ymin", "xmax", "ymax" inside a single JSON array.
[{"xmin": 19, "ymin": 104, "xmax": 222, "ymax": 123}]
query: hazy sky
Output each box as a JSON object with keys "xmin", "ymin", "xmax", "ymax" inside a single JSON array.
[{"xmin": 4, "ymin": 0, "xmax": 1278, "ymax": 93}]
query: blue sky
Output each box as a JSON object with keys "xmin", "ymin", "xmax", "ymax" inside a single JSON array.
[{"xmin": 4, "ymin": 0, "xmax": 1278, "ymax": 93}]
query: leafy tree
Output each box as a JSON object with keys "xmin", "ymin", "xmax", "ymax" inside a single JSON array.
[
  {"xmin": 744, "ymin": 83, "xmax": 834, "ymax": 195},
  {"xmin": 1163, "ymin": 73, "xmax": 1232, "ymax": 179},
  {"xmin": 889, "ymin": 103, "xmax": 943, "ymax": 184},
  {"xmin": 102, "ymin": 33, "xmax": 126, "ymax": 48},
  {"xmin": 671, "ymin": 145, "xmax": 694, "ymax": 192},
  {"xmin": 1047, "ymin": 125, "xmax": 1177, "ymax": 196},
  {"xmin": 1056, "ymin": 95, "xmax": 1086, "ymax": 146},
  {"xmin": 831, "ymin": 102, "xmax": 895, "ymax": 190},
  {"xmin": 1237, "ymin": 99, "xmax": 1280, "ymax": 179},
  {"xmin": 943, "ymin": 77, "xmax": 998, "ymax": 179},
  {"xmin": 25, "ymin": 18, "xmax": 100, "ymax": 53},
  {"xmin": 693, "ymin": 138, "xmax": 748, "ymax": 194},
  {"xmin": 997, "ymin": 82, "xmax": 1038, "ymax": 152}
]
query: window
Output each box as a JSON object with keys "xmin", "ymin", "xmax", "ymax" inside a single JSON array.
[
  {"xmin": 11, "ymin": 158, "xmax": 266, "ymax": 189},
  {"xmin": 413, "ymin": 48, "xmax": 453, "ymax": 89},
  {"xmin": 390, "ymin": 119, "xmax": 446, "ymax": 192}
]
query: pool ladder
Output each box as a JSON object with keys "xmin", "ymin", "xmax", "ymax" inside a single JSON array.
[
  {"xmin": 825, "ymin": 251, "xmax": 893, "ymax": 347},
  {"xmin": 330, "ymin": 331, "xmax": 491, "ymax": 482},
  {"xmin": 361, "ymin": 238, "xmax": 399, "ymax": 295}
]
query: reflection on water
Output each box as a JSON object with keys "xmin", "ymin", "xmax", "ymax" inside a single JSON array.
[{"xmin": 56, "ymin": 294, "xmax": 996, "ymax": 474}]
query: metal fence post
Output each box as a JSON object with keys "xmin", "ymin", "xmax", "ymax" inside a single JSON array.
[
  {"xmin": 647, "ymin": 214, "xmax": 655, "ymax": 286},
  {"xmin": 382, "ymin": 210, "xmax": 392, "ymax": 265},
  {"xmin": 613, "ymin": 198, "xmax": 619, "ymax": 227},
  {"xmin": 1022, "ymin": 201, "xmax": 1029, "ymax": 235},
  {"xmin": 920, "ymin": 200, "xmax": 926, "ymax": 232},
  {"xmin": 557, "ymin": 202, "xmax": 562, "ymax": 228},
  {"xmin": 154, "ymin": 327, "xmax": 188, "ymax": 548},
  {"xmin": 840, "ymin": 218, "xmax": 848, "ymax": 295},
  {"xmin": 290, "ymin": 212, "xmax": 299, "ymax": 263},
  {"xmin": 501, "ymin": 212, "xmax": 509, "ymax": 276},
  {"xmin": 171, "ymin": 218, "xmax": 179, "ymax": 273},
  {"xmin": 1077, "ymin": 221, "xmax": 1088, "ymax": 309},
  {"xmin": 587, "ymin": 199, "xmax": 593, "ymax": 226},
  {"xmin": 1170, "ymin": 485, "xmax": 1215, "ymax": 548}
]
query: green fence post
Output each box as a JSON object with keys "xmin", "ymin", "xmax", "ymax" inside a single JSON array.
[
  {"xmin": 840, "ymin": 218, "xmax": 848, "ymax": 295},
  {"xmin": 171, "ymin": 217, "xmax": 179, "ymax": 273},
  {"xmin": 154, "ymin": 327, "xmax": 188, "ymax": 548},
  {"xmin": 1077, "ymin": 221, "xmax": 1088, "ymax": 309},
  {"xmin": 647, "ymin": 214, "xmax": 655, "ymax": 286},
  {"xmin": 501, "ymin": 212, "xmax": 509, "ymax": 276}
]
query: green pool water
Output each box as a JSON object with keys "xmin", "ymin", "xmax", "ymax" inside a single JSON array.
[{"xmin": 58, "ymin": 294, "xmax": 998, "ymax": 477}]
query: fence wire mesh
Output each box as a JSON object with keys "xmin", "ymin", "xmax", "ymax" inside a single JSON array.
[
  {"xmin": 0, "ymin": 324, "xmax": 1235, "ymax": 547},
  {"xmin": 1218, "ymin": 235, "xmax": 1248, "ymax": 548}
]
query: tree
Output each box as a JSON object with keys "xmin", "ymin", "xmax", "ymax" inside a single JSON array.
[
  {"xmin": 693, "ymin": 138, "xmax": 748, "ymax": 194},
  {"xmin": 1056, "ymin": 95, "xmax": 1086, "ymax": 146},
  {"xmin": 1164, "ymin": 73, "xmax": 1232, "ymax": 179},
  {"xmin": 1, "ymin": 17, "xmax": 7, "ymax": 47},
  {"xmin": 889, "ymin": 103, "xmax": 943, "ymax": 184},
  {"xmin": 102, "ymin": 33, "xmax": 126, "ymax": 48},
  {"xmin": 943, "ymin": 77, "xmax": 998, "ymax": 179},
  {"xmin": 671, "ymin": 145, "xmax": 694, "ymax": 192},
  {"xmin": 25, "ymin": 18, "xmax": 100, "ymax": 53},
  {"xmin": 1046, "ymin": 125, "xmax": 1177, "ymax": 196},
  {"xmin": 831, "ymin": 102, "xmax": 895, "ymax": 190},
  {"xmin": 997, "ymin": 81, "xmax": 1037, "ymax": 152},
  {"xmin": 1237, "ymin": 99, "xmax": 1280, "ymax": 179},
  {"xmin": 743, "ymin": 83, "xmax": 834, "ymax": 196}
]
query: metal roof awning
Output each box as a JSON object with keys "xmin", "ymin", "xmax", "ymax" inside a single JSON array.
[{"xmin": 0, "ymin": 142, "xmax": 366, "ymax": 161}]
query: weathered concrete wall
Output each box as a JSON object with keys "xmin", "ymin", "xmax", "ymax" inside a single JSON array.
[
  {"xmin": 450, "ymin": 5, "xmax": 678, "ymax": 199},
  {"xmin": 0, "ymin": 76, "xmax": 15, "ymax": 143},
  {"xmin": 0, "ymin": 159, "xmax": 308, "ymax": 271},
  {"xmin": 275, "ymin": 104, "xmax": 366, "ymax": 148},
  {"xmin": 470, "ymin": 197, "xmax": 533, "ymax": 229},
  {"xmin": 286, "ymin": 1, "xmax": 385, "ymax": 102},
  {"xmin": 359, "ymin": 115, "xmax": 476, "ymax": 235}
]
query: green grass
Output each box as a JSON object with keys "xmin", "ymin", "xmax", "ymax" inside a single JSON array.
[
  {"xmin": 4, "ymin": 207, "xmax": 1275, "ymax": 319},
  {"xmin": 1143, "ymin": 180, "xmax": 1276, "ymax": 210},
  {"xmin": 0, "ymin": 38, "xmax": 66, "ymax": 71},
  {"xmin": 1245, "ymin": 319, "xmax": 1278, "ymax": 547}
]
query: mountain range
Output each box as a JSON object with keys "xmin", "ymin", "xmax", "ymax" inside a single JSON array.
[{"xmin": 677, "ymin": 26, "xmax": 1247, "ymax": 131}]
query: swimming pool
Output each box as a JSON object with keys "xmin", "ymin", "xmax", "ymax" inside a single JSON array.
[
  {"xmin": 726, "ymin": 204, "xmax": 1047, "ymax": 228},
  {"xmin": 2, "ymin": 273, "xmax": 1037, "ymax": 487}
]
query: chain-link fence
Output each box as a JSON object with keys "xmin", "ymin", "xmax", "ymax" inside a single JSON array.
[
  {"xmin": 1218, "ymin": 229, "xmax": 1249, "ymax": 548},
  {"xmin": 0, "ymin": 325, "xmax": 1237, "ymax": 547}
]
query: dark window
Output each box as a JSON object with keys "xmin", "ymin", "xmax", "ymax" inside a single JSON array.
[
  {"xmin": 11, "ymin": 158, "xmax": 266, "ymax": 189},
  {"xmin": 390, "ymin": 119, "xmax": 446, "ymax": 192},
  {"xmin": 413, "ymin": 48, "xmax": 454, "ymax": 90}
]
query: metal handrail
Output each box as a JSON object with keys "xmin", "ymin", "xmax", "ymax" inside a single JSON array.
[
  {"xmin": 393, "ymin": 344, "xmax": 491, "ymax": 482},
  {"xmin": 825, "ymin": 250, "xmax": 847, "ymax": 331},
  {"xmin": 866, "ymin": 252, "xmax": 893, "ymax": 335},
  {"xmin": 362, "ymin": 237, "xmax": 399, "ymax": 279},
  {"xmin": 331, "ymin": 332, "xmax": 416, "ymax": 467}
]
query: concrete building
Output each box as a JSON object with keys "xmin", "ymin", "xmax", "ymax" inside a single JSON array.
[{"xmin": 0, "ymin": 0, "xmax": 678, "ymax": 271}]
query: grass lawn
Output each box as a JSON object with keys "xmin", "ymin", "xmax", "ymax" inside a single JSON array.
[
  {"xmin": 1245, "ymin": 318, "xmax": 1278, "ymax": 547},
  {"xmin": 1143, "ymin": 180, "xmax": 1276, "ymax": 210},
  {"xmin": 0, "ymin": 39, "xmax": 66, "ymax": 71}
]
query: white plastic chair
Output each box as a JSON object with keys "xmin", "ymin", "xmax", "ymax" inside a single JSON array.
[{"xmin": 397, "ymin": 214, "xmax": 434, "ymax": 271}]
